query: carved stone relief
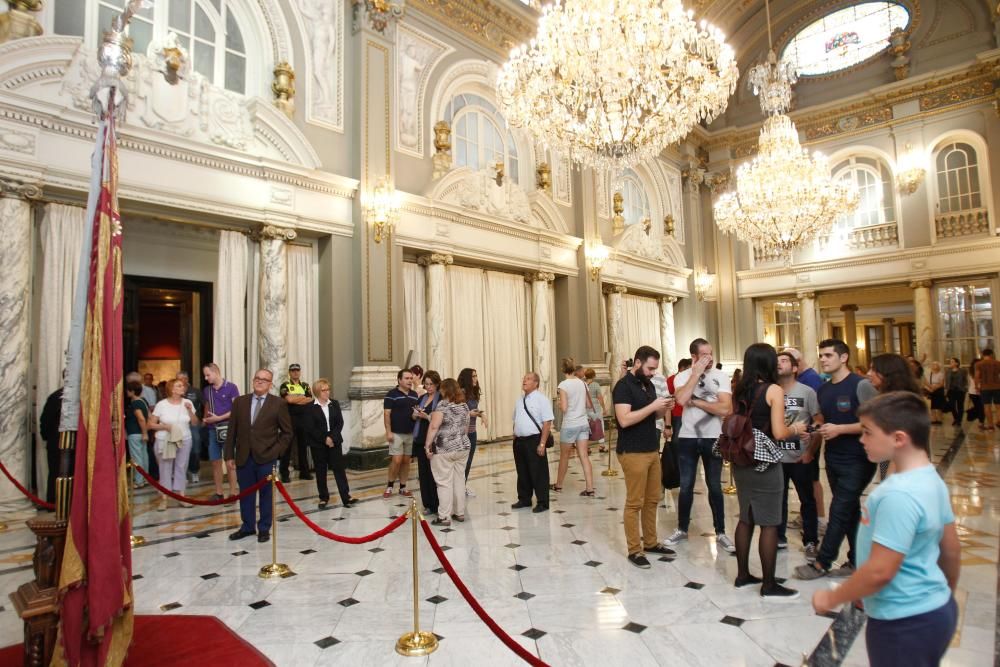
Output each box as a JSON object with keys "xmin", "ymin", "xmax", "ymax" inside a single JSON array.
[
  {"xmin": 553, "ymin": 149, "xmax": 571, "ymax": 206},
  {"xmin": 439, "ymin": 168, "xmax": 532, "ymax": 223},
  {"xmin": 595, "ymin": 170, "xmax": 609, "ymax": 219},
  {"xmin": 395, "ymin": 23, "xmax": 452, "ymax": 158},
  {"xmin": 293, "ymin": 0, "xmax": 344, "ymax": 131}
]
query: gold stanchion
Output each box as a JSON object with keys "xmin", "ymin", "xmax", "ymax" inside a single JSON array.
[
  {"xmin": 259, "ymin": 463, "xmax": 294, "ymax": 579},
  {"xmin": 128, "ymin": 462, "xmax": 145, "ymax": 547},
  {"xmin": 600, "ymin": 443, "xmax": 618, "ymax": 477},
  {"xmin": 396, "ymin": 497, "xmax": 438, "ymax": 657},
  {"xmin": 722, "ymin": 461, "xmax": 737, "ymax": 495}
]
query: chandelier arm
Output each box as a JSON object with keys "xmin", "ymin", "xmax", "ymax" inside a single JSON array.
[{"xmin": 764, "ymin": 0, "xmax": 773, "ymax": 51}]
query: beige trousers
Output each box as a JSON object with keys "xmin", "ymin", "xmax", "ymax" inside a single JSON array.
[
  {"xmin": 430, "ymin": 448, "xmax": 470, "ymax": 520},
  {"xmin": 618, "ymin": 451, "xmax": 663, "ymax": 555}
]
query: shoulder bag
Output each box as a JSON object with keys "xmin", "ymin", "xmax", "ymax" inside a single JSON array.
[
  {"xmin": 716, "ymin": 384, "xmax": 767, "ymax": 467},
  {"xmin": 523, "ymin": 397, "xmax": 555, "ymax": 448},
  {"xmin": 209, "ymin": 388, "xmax": 229, "ymax": 444}
]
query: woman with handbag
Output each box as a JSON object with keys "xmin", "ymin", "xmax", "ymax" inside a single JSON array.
[
  {"xmin": 583, "ymin": 368, "xmax": 607, "ymax": 452},
  {"xmin": 551, "ymin": 358, "xmax": 596, "ymax": 496},
  {"xmin": 147, "ymin": 378, "xmax": 199, "ymax": 510},
  {"xmin": 412, "ymin": 371, "xmax": 442, "ymax": 517},
  {"xmin": 424, "ymin": 378, "xmax": 472, "ymax": 526},
  {"xmin": 730, "ymin": 343, "xmax": 809, "ymax": 599}
]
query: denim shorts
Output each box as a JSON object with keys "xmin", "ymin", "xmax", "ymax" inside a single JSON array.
[
  {"xmin": 207, "ymin": 429, "xmax": 224, "ymax": 461},
  {"xmin": 560, "ymin": 424, "xmax": 590, "ymax": 444}
]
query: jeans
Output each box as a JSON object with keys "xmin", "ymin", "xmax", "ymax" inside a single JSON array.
[
  {"xmin": 126, "ymin": 433, "xmax": 148, "ymax": 486},
  {"xmin": 817, "ymin": 456, "xmax": 876, "ymax": 569},
  {"xmin": 676, "ymin": 437, "xmax": 725, "ymax": 534},
  {"xmin": 464, "ymin": 431, "xmax": 477, "ymax": 481},
  {"xmin": 866, "ymin": 597, "xmax": 957, "ymax": 667},
  {"xmin": 779, "ymin": 461, "xmax": 818, "ymax": 544},
  {"xmin": 187, "ymin": 425, "xmax": 203, "ymax": 475},
  {"xmin": 237, "ymin": 459, "xmax": 275, "ymax": 534},
  {"xmin": 946, "ymin": 389, "xmax": 966, "ymax": 424},
  {"xmin": 618, "ymin": 451, "xmax": 662, "ymax": 555}
]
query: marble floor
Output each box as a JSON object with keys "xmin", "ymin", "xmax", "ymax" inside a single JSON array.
[{"xmin": 0, "ymin": 426, "xmax": 996, "ymax": 666}]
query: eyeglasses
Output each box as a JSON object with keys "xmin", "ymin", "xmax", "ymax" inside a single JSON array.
[
  {"xmin": 253, "ymin": 376, "xmax": 272, "ymax": 383},
  {"xmin": 698, "ymin": 373, "xmax": 706, "ymax": 389}
]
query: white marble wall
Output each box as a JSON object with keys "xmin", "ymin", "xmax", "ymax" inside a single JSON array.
[
  {"xmin": 606, "ymin": 285, "xmax": 627, "ymax": 377},
  {"xmin": 0, "ymin": 197, "xmax": 31, "ymax": 504},
  {"xmin": 420, "ymin": 254, "xmax": 452, "ymax": 376},
  {"xmin": 798, "ymin": 291, "xmax": 818, "ymax": 360},
  {"xmin": 258, "ymin": 231, "xmax": 291, "ymax": 379},
  {"xmin": 911, "ymin": 281, "xmax": 934, "ymax": 359},
  {"xmin": 348, "ymin": 366, "xmax": 402, "ymax": 449},
  {"xmin": 531, "ymin": 273, "xmax": 554, "ymax": 396},
  {"xmin": 659, "ymin": 296, "xmax": 677, "ymax": 374}
]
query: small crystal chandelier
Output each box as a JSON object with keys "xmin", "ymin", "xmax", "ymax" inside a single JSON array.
[
  {"xmin": 496, "ymin": 0, "xmax": 739, "ymax": 172},
  {"xmin": 713, "ymin": 0, "xmax": 856, "ymax": 262}
]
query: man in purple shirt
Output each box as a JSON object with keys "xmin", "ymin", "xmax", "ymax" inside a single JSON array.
[{"xmin": 202, "ymin": 363, "xmax": 241, "ymax": 501}]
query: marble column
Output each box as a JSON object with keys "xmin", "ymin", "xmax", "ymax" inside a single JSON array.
[
  {"xmin": 418, "ymin": 253, "xmax": 453, "ymax": 376},
  {"xmin": 256, "ymin": 225, "xmax": 296, "ymax": 380},
  {"xmin": 659, "ymin": 296, "xmax": 678, "ymax": 373},
  {"xmin": 0, "ymin": 197, "xmax": 31, "ymax": 504},
  {"xmin": 605, "ymin": 285, "xmax": 627, "ymax": 377},
  {"xmin": 798, "ymin": 291, "xmax": 818, "ymax": 362},
  {"xmin": 841, "ymin": 304, "xmax": 859, "ymax": 357},
  {"xmin": 911, "ymin": 280, "xmax": 934, "ymax": 359},
  {"xmin": 883, "ymin": 317, "xmax": 897, "ymax": 354},
  {"xmin": 528, "ymin": 272, "xmax": 555, "ymax": 396}
]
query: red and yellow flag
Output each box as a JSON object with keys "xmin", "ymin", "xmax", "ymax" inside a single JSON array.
[{"xmin": 54, "ymin": 98, "xmax": 134, "ymax": 667}]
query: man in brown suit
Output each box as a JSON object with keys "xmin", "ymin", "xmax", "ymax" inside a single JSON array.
[{"xmin": 225, "ymin": 368, "xmax": 293, "ymax": 543}]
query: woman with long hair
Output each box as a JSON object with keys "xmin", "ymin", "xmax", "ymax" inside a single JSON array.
[
  {"xmin": 147, "ymin": 378, "xmax": 199, "ymax": 510},
  {"xmin": 583, "ymin": 368, "xmax": 607, "ymax": 452},
  {"xmin": 425, "ymin": 378, "xmax": 473, "ymax": 525},
  {"xmin": 458, "ymin": 368, "xmax": 488, "ymax": 492},
  {"xmin": 411, "ymin": 365, "xmax": 426, "ymax": 398},
  {"xmin": 412, "ymin": 371, "xmax": 441, "ymax": 515},
  {"xmin": 552, "ymin": 357, "xmax": 596, "ymax": 496},
  {"xmin": 731, "ymin": 343, "xmax": 805, "ymax": 599},
  {"xmin": 924, "ymin": 361, "xmax": 946, "ymax": 424},
  {"xmin": 867, "ymin": 353, "xmax": 925, "ymax": 481}
]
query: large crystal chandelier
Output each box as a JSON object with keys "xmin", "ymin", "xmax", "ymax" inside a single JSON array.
[
  {"xmin": 713, "ymin": 0, "xmax": 856, "ymax": 262},
  {"xmin": 496, "ymin": 0, "xmax": 739, "ymax": 172}
]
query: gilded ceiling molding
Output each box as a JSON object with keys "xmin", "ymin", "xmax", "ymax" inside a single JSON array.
[{"xmin": 406, "ymin": 0, "xmax": 536, "ymax": 57}]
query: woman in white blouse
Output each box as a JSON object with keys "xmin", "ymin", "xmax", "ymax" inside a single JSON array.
[
  {"xmin": 552, "ymin": 358, "xmax": 595, "ymax": 496},
  {"xmin": 147, "ymin": 378, "xmax": 198, "ymax": 510}
]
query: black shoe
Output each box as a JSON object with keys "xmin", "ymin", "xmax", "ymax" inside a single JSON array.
[
  {"xmin": 299, "ymin": 474, "xmax": 313, "ymax": 481},
  {"xmin": 644, "ymin": 543, "xmax": 676, "ymax": 557},
  {"xmin": 627, "ymin": 553, "xmax": 651, "ymax": 569},
  {"xmin": 210, "ymin": 493, "xmax": 225, "ymax": 502},
  {"xmin": 341, "ymin": 499, "xmax": 354, "ymax": 508},
  {"xmin": 760, "ymin": 583, "xmax": 800, "ymax": 600},
  {"xmin": 734, "ymin": 574, "xmax": 763, "ymax": 588},
  {"xmin": 229, "ymin": 529, "xmax": 255, "ymax": 541},
  {"xmin": 531, "ymin": 505, "xmax": 548, "ymax": 513},
  {"xmin": 257, "ymin": 532, "xmax": 270, "ymax": 543},
  {"xmin": 318, "ymin": 500, "xmax": 329, "ymax": 509},
  {"xmin": 511, "ymin": 501, "xmax": 531, "ymax": 509}
]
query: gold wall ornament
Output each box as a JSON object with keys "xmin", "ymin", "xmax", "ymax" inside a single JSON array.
[
  {"xmin": 585, "ymin": 243, "xmax": 610, "ymax": 281},
  {"xmin": 433, "ymin": 120, "xmax": 451, "ymax": 154},
  {"xmin": 612, "ymin": 191, "xmax": 625, "ymax": 233},
  {"xmin": 272, "ymin": 62, "xmax": 296, "ymax": 118},
  {"xmin": 642, "ymin": 218, "xmax": 651, "ymax": 234},
  {"xmin": 493, "ymin": 161, "xmax": 504, "ymax": 187},
  {"xmin": 536, "ymin": 162, "xmax": 552, "ymax": 192},
  {"xmin": 0, "ymin": 0, "xmax": 42, "ymax": 42},
  {"xmin": 895, "ymin": 142, "xmax": 925, "ymax": 195},
  {"xmin": 888, "ymin": 28, "xmax": 911, "ymax": 81},
  {"xmin": 362, "ymin": 178, "xmax": 401, "ymax": 244},
  {"xmin": 664, "ymin": 214, "xmax": 675, "ymax": 237},
  {"xmin": 353, "ymin": 0, "xmax": 405, "ymax": 35}
]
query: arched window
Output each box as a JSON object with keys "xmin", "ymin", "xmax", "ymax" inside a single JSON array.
[
  {"xmin": 621, "ymin": 170, "xmax": 650, "ymax": 227},
  {"xmin": 935, "ymin": 143, "xmax": 982, "ymax": 214},
  {"xmin": 832, "ymin": 156, "xmax": 896, "ymax": 229},
  {"xmin": 53, "ymin": 0, "xmax": 248, "ymax": 94},
  {"xmin": 444, "ymin": 94, "xmax": 520, "ymax": 185}
]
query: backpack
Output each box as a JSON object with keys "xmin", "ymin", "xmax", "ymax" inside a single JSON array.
[{"xmin": 717, "ymin": 384, "xmax": 767, "ymax": 468}]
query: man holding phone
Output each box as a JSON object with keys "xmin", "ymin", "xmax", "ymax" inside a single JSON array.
[
  {"xmin": 614, "ymin": 345, "xmax": 675, "ymax": 568},
  {"xmin": 667, "ymin": 338, "xmax": 735, "ymax": 553}
]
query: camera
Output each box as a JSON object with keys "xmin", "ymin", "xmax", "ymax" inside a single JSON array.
[{"xmin": 623, "ymin": 358, "xmax": 633, "ymax": 369}]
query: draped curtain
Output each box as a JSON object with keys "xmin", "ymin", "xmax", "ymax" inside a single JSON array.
[
  {"xmin": 621, "ymin": 293, "xmax": 661, "ymax": 363},
  {"xmin": 36, "ymin": 203, "xmax": 86, "ymax": 497},
  {"xmin": 286, "ymin": 244, "xmax": 318, "ymax": 383},
  {"xmin": 481, "ymin": 270, "xmax": 529, "ymax": 441},
  {"xmin": 215, "ymin": 230, "xmax": 249, "ymax": 391},
  {"xmin": 447, "ymin": 264, "xmax": 487, "ymax": 389},
  {"xmin": 402, "ymin": 261, "xmax": 426, "ymax": 369}
]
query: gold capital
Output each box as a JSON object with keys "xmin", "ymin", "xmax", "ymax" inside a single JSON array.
[
  {"xmin": 840, "ymin": 304, "xmax": 859, "ymax": 313},
  {"xmin": 417, "ymin": 253, "xmax": 453, "ymax": 267},
  {"xmin": 909, "ymin": 280, "xmax": 932, "ymax": 289}
]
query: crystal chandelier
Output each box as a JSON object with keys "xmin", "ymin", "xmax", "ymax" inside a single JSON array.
[
  {"xmin": 713, "ymin": 0, "xmax": 856, "ymax": 262},
  {"xmin": 496, "ymin": 0, "xmax": 739, "ymax": 172}
]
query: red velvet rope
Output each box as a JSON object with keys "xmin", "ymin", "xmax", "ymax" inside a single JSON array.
[
  {"xmin": 275, "ymin": 481, "xmax": 408, "ymax": 544},
  {"xmin": 0, "ymin": 458, "xmax": 55, "ymax": 510},
  {"xmin": 133, "ymin": 465, "xmax": 269, "ymax": 505},
  {"xmin": 420, "ymin": 519, "xmax": 549, "ymax": 667}
]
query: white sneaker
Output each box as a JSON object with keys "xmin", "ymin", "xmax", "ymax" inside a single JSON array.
[
  {"xmin": 189, "ymin": 472, "xmax": 200, "ymax": 484},
  {"xmin": 465, "ymin": 488, "xmax": 476, "ymax": 497},
  {"xmin": 716, "ymin": 534, "xmax": 736, "ymax": 554},
  {"xmin": 665, "ymin": 529, "xmax": 688, "ymax": 546}
]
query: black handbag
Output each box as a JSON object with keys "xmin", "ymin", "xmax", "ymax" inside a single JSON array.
[
  {"xmin": 522, "ymin": 397, "xmax": 555, "ymax": 448},
  {"xmin": 661, "ymin": 442, "xmax": 680, "ymax": 489}
]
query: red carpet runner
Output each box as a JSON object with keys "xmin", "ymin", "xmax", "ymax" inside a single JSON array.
[{"xmin": 0, "ymin": 615, "xmax": 274, "ymax": 666}]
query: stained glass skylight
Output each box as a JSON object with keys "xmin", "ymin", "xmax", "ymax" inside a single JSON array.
[{"xmin": 781, "ymin": 2, "xmax": 910, "ymax": 77}]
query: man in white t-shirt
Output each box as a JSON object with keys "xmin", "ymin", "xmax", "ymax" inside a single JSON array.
[{"xmin": 666, "ymin": 338, "xmax": 735, "ymax": 553}]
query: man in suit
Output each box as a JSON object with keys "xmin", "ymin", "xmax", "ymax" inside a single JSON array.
[{"xmin": 225, "ymin": 368, "xmax": 293, "ymax": 543}]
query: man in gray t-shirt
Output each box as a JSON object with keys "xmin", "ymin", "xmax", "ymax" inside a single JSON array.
[{"xmin": 776, "ymin": 351, "xmax": 823, "ymax": 553}]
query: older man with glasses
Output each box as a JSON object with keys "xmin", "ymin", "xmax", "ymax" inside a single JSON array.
[{"xmin": 224, "ymin": 368, "xmax": 293, "ymax": 543}]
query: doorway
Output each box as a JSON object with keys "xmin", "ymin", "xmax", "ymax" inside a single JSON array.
[{"xmin": 123, "ymin": 276, "xmax": 214, "ymax": 388}]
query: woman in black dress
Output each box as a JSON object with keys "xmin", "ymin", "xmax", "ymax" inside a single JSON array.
[{"xmin": 305, "ymin": 378, "xmax": 353, "ymax": 509}]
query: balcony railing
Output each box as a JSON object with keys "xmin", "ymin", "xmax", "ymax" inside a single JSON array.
[{"xmin": 936, "ymin": 208, "xmax": 990, "ymax": 239}]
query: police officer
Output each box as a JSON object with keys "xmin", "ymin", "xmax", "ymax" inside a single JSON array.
[{"xmin": 279, "ymin": 363, "xmax": 313, "ymax": 483}]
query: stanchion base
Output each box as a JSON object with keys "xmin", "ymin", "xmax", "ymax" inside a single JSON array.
[
  {"xmin": 723, "ymin": 486, "xmax": 737, "ymax": 495},
  {"xmin": 0, "ymin": 522, "xmax": 8, "ymax": 532},
  {"xmin": 130, "ymin": 535, "xmax": 146, "ymax": 547},
  {"xmin": 600, "ymin": 469, "xmax": 619, "ymax": 477},
  {"xmin": 395, "ymin": 631, "xmax": 439, "ymax": 657},
  {"xmin": 258, "ymin": 563, "xmax": 295, "ymax": 579}
]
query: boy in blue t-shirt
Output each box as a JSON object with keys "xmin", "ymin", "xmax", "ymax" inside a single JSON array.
[{"xmin": 812, "ymin": 391, "xmax": 959, "ymax": 667}]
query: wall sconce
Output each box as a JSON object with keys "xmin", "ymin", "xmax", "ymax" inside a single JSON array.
[
  {"xmin": 896, "ymin": 143, "xmax": 925, "ymax": 195},
  {"xmin": 612, "ymin": 192, "xmax": 625, "ymax": 233},
  {"xmin": 362, "ymin": 177, "xmax": 401, "ymax": 244},
  {"xmin": 585, "ymin": 243, "xmax": 609, "ymax": 281},
  {"xmin": 694, "ymin": 269, "xmax": 716, "ymax": 301}
]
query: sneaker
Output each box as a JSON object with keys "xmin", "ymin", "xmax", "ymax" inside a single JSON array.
[
  {"xmin": 777, "ymin": 540, "xmax": 788, "ymax": 550},
  {"xmin": 794, "ymin": 563, "xmax": 829, "ymax": 580},
  {"xmin": 465, "ymin": 488, "xmax": 476, "ymax": 497},
  {"xmin": 716, "ymin": 534, "xmax": 736, "ymax": 554},
  {"xmin": 399, "ymin": 489, "xmax": 413, "ymax": 498},
  {"xmin": 761, "ymin": 584, "xmax": 800, "ymax": 601},
  {"xmin": 382, "ymin": 488, "xmax": 393, "ymax": 499},
  {"xmin": 627, "ymin": 553, "xmax": 651, "ymax": 569},
  {"xmin": 665, "ymin": 529, "xmax": 688, "ymax": 546},
  {"xmin": 189, "ymin": 472, "xmax": 200, "ymax": 484},
  {"xmin": 644, "ymin": 543, "xmax": 676, "ymax": 557},
  {"xmin": 802, "ymin": 542, "xmax": 818, "ymax": 563},
  {"xmin": 829, "ymin": 562, "xmax": 855, "ymax": 578}
]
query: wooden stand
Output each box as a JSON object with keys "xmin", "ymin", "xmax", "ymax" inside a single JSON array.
[{"xmin": 9, "ymin": 517, "xmax": 67, "ymax": 667}]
